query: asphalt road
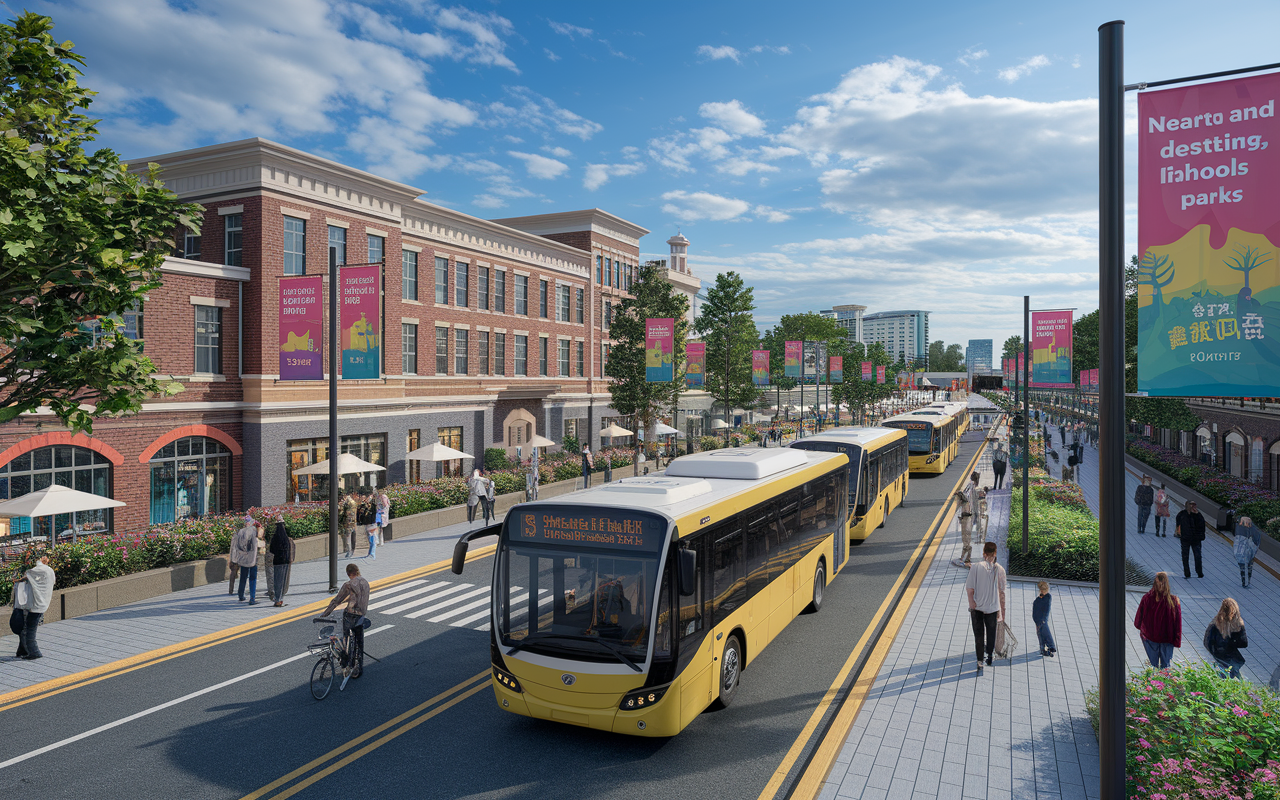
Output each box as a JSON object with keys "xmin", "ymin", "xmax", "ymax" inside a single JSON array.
[{"xmin": 0, "ymin": 439, "xmax": 982, "ymax": 800}]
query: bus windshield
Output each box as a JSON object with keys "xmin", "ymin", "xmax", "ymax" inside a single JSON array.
[
  {"xmin": 886, "ymin": 422, "xmax": 934, "ymax": 454},
  {"xmin": 497, "ymin": 507, "xmax": 669, "ymax": 665}
]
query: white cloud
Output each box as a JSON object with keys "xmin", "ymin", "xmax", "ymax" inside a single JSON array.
[
  {"xmin": 699, "ymin": 100, "xmax": 765, "ymax": 136},
  {"xmin": 957, "ymin": 47, "xmax": 988, "ymax": 68},
  {"xmin": 583, "ymin": 162, "xmax": 645, "ymax": 190},
  {"xmin": 754, "ymin": 205, "xmax": 791, "ymax": 222},
  {"xmin": 509, "ymin": 151, "xmax": 569, "ymax": 179},
  {"xmin": 697, "ymin": 45, "xmax": 741, "ymax": 62},
  {"xmin": 486, "ymin": 87, "xmax": 604, "ymax": 140},
  {"xmin": 661, "ymin": 190, "xmax": 752, "ymax": 221},
  {"xmin": 548, "ymin": 21, "xmax": 593, "ymax": 39},
  {"xmin": 748, "ymin": 45, "xmax": 791, "ymax": 55},
  {"xmin": 544, "ymin": 48, "xmax": 561, "ymax": 62},
  {"xmin": 998, "ymin": 55, "xmax": 1051, "ymax": 83},
  {"xmin": 543, "ymin": 146, "xmax": 573, "ymax": 158}
]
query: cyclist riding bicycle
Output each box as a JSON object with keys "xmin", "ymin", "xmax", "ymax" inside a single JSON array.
[{"xmin": 322, "ymin": 562, "xmax": 371, "ymax": 672}]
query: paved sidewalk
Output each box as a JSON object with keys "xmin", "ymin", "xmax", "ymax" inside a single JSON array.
[{"xmin": 0, "ymin": 515, "xmax": 502, "ymax": 693}]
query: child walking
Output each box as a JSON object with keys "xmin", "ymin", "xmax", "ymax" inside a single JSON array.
[{"xmin": 1032, "ymin": 580, "xmax": 1057, "ymax": 657}]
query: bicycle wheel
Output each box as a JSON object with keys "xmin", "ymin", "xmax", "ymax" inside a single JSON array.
[
  {"xmin": 310, "ymin": 656, "xmax": 334, "ymax": 700},
  {"xmin": 350, "ymin": 643, "xmax": 363, "ymax": 680}
]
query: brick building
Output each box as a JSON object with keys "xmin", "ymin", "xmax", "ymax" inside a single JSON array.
[
  {"xmin": 1146, "ymin": 398, "xmax": 1280, "ymax": 492},
  {"xmin": 0, "ymin": 138, "xmax": 650, "ymax": 537}
]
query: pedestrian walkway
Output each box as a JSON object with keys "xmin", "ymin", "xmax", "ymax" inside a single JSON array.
[{"xmin": 0, "ymin": 515, "xmax": 503, "ymax": 694}]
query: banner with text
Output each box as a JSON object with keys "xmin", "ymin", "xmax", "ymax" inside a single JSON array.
[
  {"xmin": 685, "ymin": 342, "xmax": 705, "ymax": 387},
  {"xmin": 752, "ymin": 350, "xmax": 770, "ymax": 386},
  {"xmin": 646, "ymin": 318, "xmax": 675, "ymax": 382},
  {"xmin": 1017, "ymin": 352, "xmax": 1024, "ymax": 385},
  {"xmin": 828, "ymin": 356, "xmax": 843, "ymax": 384},
  {"xmin": 876, "ymin": 365, "xmax": 886, "ymax": 384},
  {"xmin": 340, "ymin": 266, "xmax": 381, "ymax": 380},
  {"xmin": 1138, "ymin": 72, "xmax": 1280, "ymax": 396},
  {"xmin": 803, "ymin": 342, "xmax": 825, "ymax": 384},
  {"xmin": 784, "ymin": 341, "xmax": 802, "ymax": 379},
  {"xmin": 1031, "ymin": 310, "xmax": 1073, "ymax": 388},
  {"xmin": 279, "ymin": 275, "xmax": 324, "ymax": 380},
  {"xmin": 861, "ymin": 361, "xmax": 873, "ymax": 381},
  {"xmin": 1090, "ymin": 368, "xmax": 1099, "ymax": 392}
]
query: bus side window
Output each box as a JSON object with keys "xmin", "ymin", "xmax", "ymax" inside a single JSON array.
[
  {"xmin": 745, "ymin": 504, "xmax": 772, "ymax": 601},
  {"xmin": 712, "ymin": 523, "xmax": 745, "ymax": 624}
]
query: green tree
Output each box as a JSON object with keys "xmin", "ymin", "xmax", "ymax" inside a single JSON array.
[
  {"xmin": 606, "ymin": 262, "xmax": 690, "ymax": 458},
  {"xmin": 1002, "ymin": 335, "xmax": 1023, "ymax": 360},
  {"xmin": 928, "ymin": 341, "xmax": 966, "ymax": 372},
  {"xmin": 0, "ymin": 13, "xmax": 194, "ymax": 433},
  {"xmin": 694, "ymin": 271, "xmax": 760, "ymax": 425}
]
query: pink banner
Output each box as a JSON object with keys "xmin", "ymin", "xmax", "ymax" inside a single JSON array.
[
  {"xmin": 279, "ymin": 275, "xmax": 324, "ymax": 380},
  {"xmin": 876, "ymin": 366, "xmax": 886, "ymax": 383},
  {"xmin": 861, "ymin": 361, "xmax": 873, "ymax": 381},
  {"xmin": 1031, "ymin": 310, "xmax": 1073, "ymax": 388},
  {"xmin": 1090, "ymin": 368, "xmax": 1099, "ymax": 390},
  {"xmin": 784, "ymin": 341, "xmax": 802, "ymax": 379}
]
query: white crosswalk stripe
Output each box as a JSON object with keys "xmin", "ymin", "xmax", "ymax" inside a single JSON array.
[
  {"xmin": 366, "ymin": 581, "xmax": 445, "ymax": 610},
  {"xmin": 366, "ymin": 580, "xmax": 561, "ymax": 633},
  {"xmin": 381, "ymin": 583, "xmax": 473, "ymax": 615},
  {"xmin": 404, "ymin": 585, "xmax": 491, "ymax": 619}
]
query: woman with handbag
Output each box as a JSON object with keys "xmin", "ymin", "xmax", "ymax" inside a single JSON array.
[{"xmin": 1234, "ymin": 516, "xmax": 1262, "ymax": 588}]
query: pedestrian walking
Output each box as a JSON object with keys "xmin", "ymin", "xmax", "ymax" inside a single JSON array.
[
  {"xmin": 227, "ymin": 543, "xmax": 240, "ymax": 596},
  {"xmin": 11, "ymin": 554, "xmax": 55, "ymax": 660},
  {"xmin": 467, "ymin": 468, "xmax": 485, "ymax": 524},
  {"xmin": 991, "ymin": 443, "xmax": 1007, "ymax": 490},
  {"xmin": 1059, "ymin": 424, "xmax": 1067, "ymax": 447},
  {"xmin": 482, "ymin": 472, "xmax": 496, "ymax": 524},
  {"xmin": 1153, "ymin": 484, "xmax": 1171, "ymax": 537},
  {"xmin": 581, "ymin": 444, "xmax": 594, "ymax": 489},
  {"xmin": 340, "ymin": 492, "xmax": 358, "ymax": 558},
  {"xmin": 1032, "ymin": 581, "xmax": 1056, "ymax": 657},
  {"xmin": 269, "ymin": 516, "xmax": 293, "ymax": 607},
  {"xmin": 375, "ymin": 490, "xmax": 390, "ymax": 545},
  {"xmin": 231, "ymin": 516, "xmax": 260, "ymax": 605},
  {"xmin": 1204, "ymin": 597, "xmax": 1248, "ymax": 679},
  {"xmin": 965, "ymin": 542, "xmax": 1007, "ymax": 674},
  {"xmin": 1134, "ymin": 475, "xmax": 1155, "ymax": 535},
  {"xmin": 1175, "ymin": 501, "xmax": 1207, "ymax": 578},
  {"xmin": 1134, "ymin": 571, "xmax": 1181, "ymax": 669},
  {"xmin": 1233, "ymin": 516, "xmax": 1262, "ymax": 588},
  {"xmin": 256, "ymin": 521, "xmax": 270, "ymax": 601},
  {"xmin": 955, "ymin": 472, "xmax": 978, "ymax": 568}
]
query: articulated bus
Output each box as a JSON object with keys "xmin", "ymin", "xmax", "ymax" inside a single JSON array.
[
  {"xmin": 790, "ymin": 427, "xmax": 909, "ymax": 540},
  {"xmin": 923, "ymin": 401, "xmax": 969, "ymax": 435},
  {"xmin": 451, "ymin": 447, "xmax": 848, "ymax": 737},
  {"xmin": 882, "ymin": 409, "xmax": 960, "ymax": 474}
]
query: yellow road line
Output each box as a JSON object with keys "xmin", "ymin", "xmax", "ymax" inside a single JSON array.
[
  {"xmin": 242, "ymin": 671, "xmax": 491, "ymax": 800},
  {"xmin": 0, "ymin": 544, "xmax": 496, "ymax": 714},
  {"xmin": 755, "ymin": 441, "xmax": 987, "ymax": 800}
]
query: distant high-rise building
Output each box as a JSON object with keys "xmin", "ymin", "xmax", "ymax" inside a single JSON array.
[
  {"xmin": 818, "ymin": 304, "xmax": 866, "ymax": 345},
  {"xmin": 861, "ymin": 310, "xmax": 929, "ymax": 367},
  {"xmin": 966, "ymin": 339, "xmax": 993, "ymax": 380}
]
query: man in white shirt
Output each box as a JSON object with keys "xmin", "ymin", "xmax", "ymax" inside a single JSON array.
[
  {"xmin": 965, "ymin": 542, "xmax": 1007, "ymax": 674},
  {"xmin": 13, "ymin": 554, "xmax": 56, "ymax": 660}
]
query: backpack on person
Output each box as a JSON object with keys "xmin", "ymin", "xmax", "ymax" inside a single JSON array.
[{"xmin": 1234, "ymin": 532, "xmax": 1260, "ymax": 565}]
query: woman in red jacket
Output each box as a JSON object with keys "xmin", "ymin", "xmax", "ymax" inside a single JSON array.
[{"xmin": 1134, "ymin": 572, "xmax": 1181, "ymax": 669}]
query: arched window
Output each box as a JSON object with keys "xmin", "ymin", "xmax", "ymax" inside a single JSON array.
[
  {"xmin": 1195, "ymin": 426, "xmax": 1212, "ymax": 462},
  {"xmin": 1225, "ymin": 431, "xmax": 1246, "ymax": 478},
  {"xmin": 1250, "ymin": 437, "xmax": 1265, "ymax": 484},
  {"xmin": 1270, "ymin": 441, "xmax": 1280, "ymax": 493},
  {"xmin": 149, "ymin": 437, "xmax": 231, "ymax": 524},
  {"xmin": 0, "ymin": 445, "xmax": 113, "ymax": 539}
]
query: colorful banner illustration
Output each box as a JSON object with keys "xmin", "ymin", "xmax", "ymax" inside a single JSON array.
[
  {"xmin": 340, "ymin": 265, "xmax": 381, "ymax": 379},
  {"xmin": 753, "ymin": 350, "xmax": 771, "ymax": 386},
  {"xmin": 685, "ymin": 342, "xmax": 706, "ymax": 388},
  {"xmin": 1090, "ymin": 368, "xmax": 1099, "ymax": 391},
  {"xmin": 1031, "ymin": 310, "xmax": 1073, "ymax": 388},
  {"xmin": 1017, "ymin": 352, "xmax": 1024, "ymax": 383},
  {"xmin": 1138, "ymin": 72, "xmax": 1280, "ymax": 396},
  {"xmin": 279, "ymin": 275, "xmax": 324, "ymax": 380},
  {"xmin": 645, "ymin": 318, "xmax": 675, "ymax": 382},
  {"xmin": 828, "ymin": 356, "xmax": 843, "ymax": 384},
  {"xmin": 784, "ymin": 341, "xmax": 802, "ymax": 379},
  {"xmin": 1080, "ymin": 369, "xmax": 1088, "ymax": 388},
  {"xmin": 876, "ymin": 365, "xmax": 886, "ymax": 384},
  {"xmin": 861, "ymin": 361, "xmax": 873, "ymax": 381}
]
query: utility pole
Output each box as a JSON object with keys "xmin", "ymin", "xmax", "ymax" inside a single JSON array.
[
  {"xmin": 327, "ymin": 248, "xmax": 339, "ymax": 594},
  {"xmin": 1022, "ymin": 294, "xmax": 1030, "ymax": 557}
]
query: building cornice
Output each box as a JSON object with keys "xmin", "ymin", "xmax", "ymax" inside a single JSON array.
[
  {"xmin": 402, "ymin": 203, "xmax": 589, "ymax": 278},
  {"xmin": 490, "ymin": 208, "xmax": 650, "ymax": 249},
  {"xmin": 161, "ymin": 256, "xmax": 251, "ymax": 283}
]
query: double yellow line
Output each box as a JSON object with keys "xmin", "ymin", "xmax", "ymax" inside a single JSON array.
[
  {"xmin": 240, "ymin": 670, "xmax": 491, "ymax": 800},
  {"xmin": 757, "ymin": 440, "xmax": 988, "ymax": 800},
  {"xmin": 0, "ymin": 543, "xmax": 496, "ymax": 714}
]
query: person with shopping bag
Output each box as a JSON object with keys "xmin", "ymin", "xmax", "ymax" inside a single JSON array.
[{"xmin": 965, "ymin": 542, "xmax": 1007, "ymax": 674}]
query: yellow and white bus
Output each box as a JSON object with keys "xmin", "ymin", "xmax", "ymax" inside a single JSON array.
[
  {"xmin": 452, "ymin": 447, "xmax": 848, "ymax": 737},
  {"xmin": 790, "ymin": 427, "xmax": 909, "ymax": 540},
  {"xmin": 882, "ymin": 409, "xmax": 960, "ymax": 474},
  {"xmin": 923, "ymin": 401, "xmax": 969, "ymax": 435}
]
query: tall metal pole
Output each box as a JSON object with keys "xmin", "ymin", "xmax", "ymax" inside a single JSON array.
[
  {"xmin": 723, "ymin": 315, "xmax": 732, "ymax": 444},
  {"xmin": 1098, "ymin": 20, "xmax": 1126, "ymax": 800},
  {"xmin": 799, "ymin": 340, "xmax": 805, "ymax": 439},
  {"xmin": 1022, "ymin": 295, "xmax": 1030, "ymax": 556},
  {"xmin": 327, "ymin": 249, "xmax": 339, "ymax": 593}
]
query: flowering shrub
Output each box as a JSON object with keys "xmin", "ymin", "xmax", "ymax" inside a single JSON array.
[{"xmin": 1086, "ymin": 663, "xmax": 1280, "ymax": 798}]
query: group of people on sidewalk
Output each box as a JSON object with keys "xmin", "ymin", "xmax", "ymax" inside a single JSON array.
[
  {"xmin": 1132, "ymin": 474, "xmax": 1264, "ymax": 587},
  {"xmin": 1134, "ymin": 572, "xmax": 1251, "ymax": 679},
  {"xmin": 227, "ymin": 514, "xmax": 296, "ymax": 607},
  {"xmin": 467, "ymin": 469, "xmax": 496, "ymax": 526},
  {"xmin": 339, "ymin": 489, "xmax": 391, "ymax": 560}
]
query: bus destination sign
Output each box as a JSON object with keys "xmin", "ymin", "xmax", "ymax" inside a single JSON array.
[{"xmin": 514, "ymin": 507, "xmax": 666, "ymax": 552}]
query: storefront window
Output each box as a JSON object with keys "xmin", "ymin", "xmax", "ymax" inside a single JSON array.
[
  {"xmin": 287, "ymin": 434, "xmax": 387, "ymax": 501},
  {"xmin": 148, "ymin": 437, "xmax": 231, "ymax": 524},
  {"xmin": 438, "ymin": 427, "xmax": 463, "ymax": 478},
  {"xmin": 0, "ymin": 445, "xmax": 114, "ymax": 540}
]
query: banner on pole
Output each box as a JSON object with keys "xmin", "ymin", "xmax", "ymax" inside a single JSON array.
[
  {"xmin": 860, "ymin": 361, "xmax": 873, "ymax": 381},
  {"xmin": 685, "ymin": 342, "xmax": 705, "ymax": 387},
  {"xmin": 876, "ymin": 365, "xmax": 886, "ymax": 384},
  {"xmin": 340, "ymin": 265, "xmax": 381, "ymax": 379},
  {"xmin": 645, "ymin": 318, "xmax": 675, "ymax": 382},
  {"xmin": 1080, "ymin": 369, "xmax": 1087, "ymax": 388},
  {"xmin": 279, "ymin": 275, "xmax": 324, "ymax": 380},
  {"xmin": 784, "ymin": 341, "xmax": 802, "ymax": 379},
  {"xmin": 1138, "ymin": 72, "xmax": 1280, "ymax": 397},
  {"xmin": 1031, "ymin": 310, "xmax": 1073, "ymax": 388},
  {"xmin": 828, "ymin": 356, "xmax": 843, "ymax": 384},
  {"xmin": 802, "ymin": 342, "xmax": 826, "ymax": 385},
  {"xmin": 1017, "ymin": 352, "xmax": 1024, "ymax": 383},
  {"xmin": 1090, "ymin": 367, "xmax": 1099, "ymax": 392},
  {"xmin": 752, "ymin": 350, "xmax": 770, "ymax": 385}
]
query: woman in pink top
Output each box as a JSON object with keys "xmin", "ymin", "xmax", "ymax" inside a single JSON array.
[{"xmin": 1153, "ymin": 483, "xmax": 1172, "ymax": 537}]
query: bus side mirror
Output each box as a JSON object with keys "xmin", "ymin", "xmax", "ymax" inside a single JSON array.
[
  {"xmin": 678, "ymin": 548, "xmax": 697, "ymax": 596},
  {"xmin": 452, "ymin": 539, "xmax": 469, "ymax": 575}
]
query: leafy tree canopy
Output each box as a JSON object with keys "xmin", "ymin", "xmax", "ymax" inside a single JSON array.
[
  {"xmin": 694, "ymin": 271, "xmax": 760, "ymax": 414},
  {"xmin": 928, "ymin": 341, "xmax": 966, "ymax": 372}
]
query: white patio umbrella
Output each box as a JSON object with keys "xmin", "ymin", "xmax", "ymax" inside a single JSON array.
[
  {"xmin": 406, "ymin": 442, "xmax": 473, "ymax": 462},
  {"xmin": 0, "ymin": 485, "xmax": 126, "ymax": 542},
  {"xmin": 654, "ymin": 423, "xmax": 679, "ymax": 435},
  {"xmin": 526, "ymin": 434, "xmax": 556, "ymax": 448},
  {"xmin": 709, "ymin": 418, "xmax": 730, "ymax": 429},
  {"xmin": 292, "ymin": 452, "xmax": 386, "ymax": 476},
  {"xmin": 600, "ymin": 423, "xmax": 633, "ymax": 438}
]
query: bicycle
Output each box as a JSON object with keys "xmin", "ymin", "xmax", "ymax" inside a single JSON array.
[{"xmin": 309, "ymin": 616, "xmax": 365, "ymax": 699}]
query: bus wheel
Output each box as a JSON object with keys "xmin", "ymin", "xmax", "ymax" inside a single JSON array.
[
  {"xmin": 809, "ymin": 561, "xmax": 826, "ymax": 612},
  {"xmin": 715, "ymin": 635, "xmax": 743, "ymax": 708}
]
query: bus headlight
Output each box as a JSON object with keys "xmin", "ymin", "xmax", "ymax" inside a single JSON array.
[
  {"xmin": 619, "ymin": 684, "xmax": 670, "ymax": 710},
  {"xmin": 493, "ymin": 666, "xmax": 523, "ymax": 693}
]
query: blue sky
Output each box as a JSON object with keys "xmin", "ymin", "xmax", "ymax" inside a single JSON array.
[{"xmin": 28, "ymin": 0, "xmax": 1280, "ymax": 349}]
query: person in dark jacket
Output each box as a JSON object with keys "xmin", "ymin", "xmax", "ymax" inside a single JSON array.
[
  {"xmin": 1032, "ymin": 581, "xmax": 1056, "ymax": 657},
  {"xmin": 1134, "ymin": 475, "xmax": 1155, "ymax": 535},
  {"xmin": 1175, "ymin": 501, "xmax": 1207, "ymax": 578},
  {"xmin": 581, "ymin": 445, "xmax": 594, "ymax": 489},
  {"xmin": 269, "ymin": 516, "xmax": 293, "ymax": 607},
  {"xmin": 991, "ymin": 443, "xmax": 1008, "ymax": 490},
  {"xmin": 1204, "ymin": 597, "xmax": 1248, "ymax": 679},
  {"xmin": 1134, "ymin": 572, "xmax": 1181, "ymax": 669}
]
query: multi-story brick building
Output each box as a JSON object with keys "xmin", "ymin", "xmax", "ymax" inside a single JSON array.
[{"xmin": 0, "ymin": 138, "xmax": 651, "ymax": 537}]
